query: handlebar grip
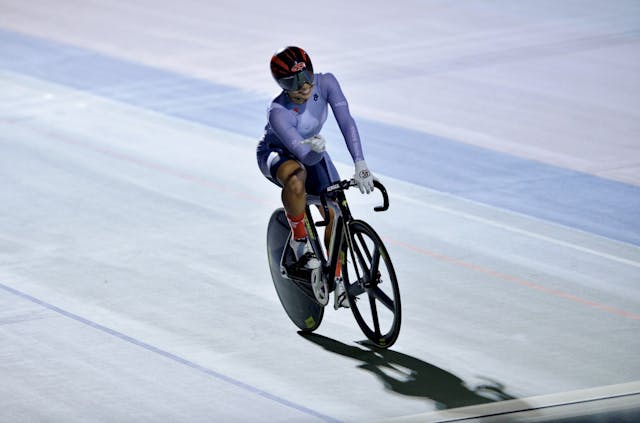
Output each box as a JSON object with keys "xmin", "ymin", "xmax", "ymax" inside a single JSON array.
[
  {"xmin": 316, "ymin": 179, "xmax": 389, "ymax": 226},
  {"xmin": 373, "ymin": 180, "xmax": 389, "ymax": 212}
]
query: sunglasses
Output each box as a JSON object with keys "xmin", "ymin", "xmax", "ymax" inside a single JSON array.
[{"xmin": 276, "ymin": 70, "xmax": 315, "ymax": 92}]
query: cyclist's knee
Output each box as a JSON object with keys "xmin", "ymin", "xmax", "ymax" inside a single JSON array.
[
  {"xmin": 281, "ymin": 166, "xmax": 307, "ymax": 197},
  {"xmin": 288, "ymin": 170, "xmax": 306, "ymax": 196}
]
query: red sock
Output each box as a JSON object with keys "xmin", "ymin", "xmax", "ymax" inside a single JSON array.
[{"xmin": 286, "ymin": 212, "xmax": 307, "ymax": 241}]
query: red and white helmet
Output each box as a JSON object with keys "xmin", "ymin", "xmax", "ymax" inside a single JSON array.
[{"xmin": 270, "ymin": 46, "xmax": 315, "ymax": 91}]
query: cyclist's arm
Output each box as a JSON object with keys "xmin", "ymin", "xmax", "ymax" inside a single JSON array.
[
  {"xmin": 268, "ymin": 106, "xmax": 324, "ymax": 166},
  {"xmin": 323, "ymin": 73, "xmax": 365, "ymax": 162}
]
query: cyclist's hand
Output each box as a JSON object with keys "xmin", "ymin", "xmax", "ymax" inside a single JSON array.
[
  {"xmin": 354, "ymin": 160, "xmax": 374, "ymax": 194},
  {"xmin": 301, "ymin": 135, "xmax": 326, "ymax": 153}
]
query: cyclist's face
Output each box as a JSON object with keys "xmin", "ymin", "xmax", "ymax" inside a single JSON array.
[{"xmin": 287, "ymin": 83, "xmax": 314, "ymax": 104}]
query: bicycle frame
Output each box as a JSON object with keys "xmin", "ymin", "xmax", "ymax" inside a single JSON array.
[
  {"xmin": 304, "ymin": 180, "xmax": 389, "ymax": 290},
  {"xmin": 303, "ymin": 193, "xmax": 345, "ymax": 290}
]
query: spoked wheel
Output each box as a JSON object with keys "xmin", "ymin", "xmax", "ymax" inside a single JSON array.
[{"xmin": 344, "ymin": 220, "xmax": 401, "ymax": 348}]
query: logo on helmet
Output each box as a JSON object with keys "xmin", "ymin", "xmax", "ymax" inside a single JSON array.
[{"xmin": 291, "ymin": 62, "xmax": 306, "ymax": 72}]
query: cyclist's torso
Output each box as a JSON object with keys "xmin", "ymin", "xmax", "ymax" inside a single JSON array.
[
  {"xmin": 262, "ymin": 72, "xmax": 363, "ymax": 166},
  {"xmin": 265, "ymin": 73, "xmax": 329, "ymax": 141}
]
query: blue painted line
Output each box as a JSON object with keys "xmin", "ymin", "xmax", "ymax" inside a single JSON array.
[
  {"xmin": 0, "ymin": 282, "xmax": 342, "ymax": 423},
  {"xmin": 1, "ymin": 28, "xmax": 639, "ymax": 246}
]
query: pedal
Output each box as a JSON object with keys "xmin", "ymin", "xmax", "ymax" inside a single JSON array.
[{"xmin": 310, "ymin": 268, "xmax": 329, "ymax": 306}]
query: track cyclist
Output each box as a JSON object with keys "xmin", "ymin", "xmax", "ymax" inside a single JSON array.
[{"xmin": 257, "ymin": 46, "xmax": 376, "ymax": 309}]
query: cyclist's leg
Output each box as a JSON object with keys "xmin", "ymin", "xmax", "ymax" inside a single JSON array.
[
  {"xmin": 305, "ymin": 156, "xmax": 340, "ymax": 252},
  {"xmin": 317, "ymin": 206, "xmax": 335, "ymax": 250},
  {"xmin": 276, "ymin": 160, "xmax": 307, "ymax": 219},
  {"xmin": 276, "ymin": 160, "xmax": 309, "ymax": 241},
  {"xmin": 277, "ymin": 161, "xmax": 323, "ymax": 271},
  {"xmin": 257, "ymin": 140, "xmax": 309, "ymax": 241}
]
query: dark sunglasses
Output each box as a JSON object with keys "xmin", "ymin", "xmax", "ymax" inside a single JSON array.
[{"xmin": 276, "ymin": 70, "xmax": 315, "ymax": 91}]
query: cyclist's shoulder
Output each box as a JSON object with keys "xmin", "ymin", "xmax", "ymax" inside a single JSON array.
[
  {"xmin": 316, "ymin": 72, "xmax": 340, "ymax": 90},
  {"xmin": 316, "ymin": 72, "xmax": 338, "ymax": 81},
  {"xmin": 316, "ymin": 73, "xmax": 347, "ymax": 105},
  {"xmin": 268, "ymin": 93, "xmax": 291, "ymax": 115}
]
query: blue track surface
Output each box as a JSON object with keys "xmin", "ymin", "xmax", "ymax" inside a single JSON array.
[{"xmin": 2, "ymin": 28, "xmax": 638, "ymax": 245}]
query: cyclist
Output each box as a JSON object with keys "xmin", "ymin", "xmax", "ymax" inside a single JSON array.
[{"xmin": 257, "ymin": 46, "xmax": 375, "ymax": 308}]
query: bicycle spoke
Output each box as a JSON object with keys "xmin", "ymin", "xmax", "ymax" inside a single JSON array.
[
  {"xmin": 370, "ymin": 248, "xmax": 380, "ymax": 282},
  {"xmin": 368, "ymin": 292, "xmax": 381, "ymax": 338},
  {"xmin": 371, "ymin": 286, "xmax": 395, "ymax": 312}
]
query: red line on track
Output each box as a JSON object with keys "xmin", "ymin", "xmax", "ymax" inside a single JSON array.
[{"xmin": 385, "ymin": 237, "xmax": 640, "ymax": 321}]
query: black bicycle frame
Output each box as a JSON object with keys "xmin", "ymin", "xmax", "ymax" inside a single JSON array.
[
  {"xmin": 303, "ymin": 193, "xmax": 346, "ymax": 289},
  {"xmin": 304, "ymin": 180, "xmax": 389, "ymax": 289}
]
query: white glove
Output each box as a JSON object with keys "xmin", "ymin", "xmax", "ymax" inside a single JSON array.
[
  {"xmin": 354, "ymin": 160, "xmax": 374, "ymax": 194},
  {"xmin": 301, "ymin": 135, "xmax": 326, "ymax": 153}
]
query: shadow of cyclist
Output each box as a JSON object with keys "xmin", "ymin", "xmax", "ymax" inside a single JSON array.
[{"xmin": 299, "ymin": 332, "xmax": 515, "ymax": 410}]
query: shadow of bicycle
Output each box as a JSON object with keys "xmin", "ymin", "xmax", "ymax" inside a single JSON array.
[{"xmin": 300, "ymin": 332, "xmax": 516, "ymax": 410}]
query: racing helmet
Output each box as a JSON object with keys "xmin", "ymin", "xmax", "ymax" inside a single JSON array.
[{"xmin": 270, "ymin": 46, "xmax": 315, "ymax": 91}]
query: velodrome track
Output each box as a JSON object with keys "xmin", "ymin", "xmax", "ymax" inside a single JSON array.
[{"xmin": 1, "ymin": 2, "xmax": 639, "ymax": 422}]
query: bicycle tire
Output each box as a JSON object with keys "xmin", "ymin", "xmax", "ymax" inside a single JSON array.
[
  {"xmin": 343, "ymin": 219, "xmax": 401, "ymax": 348},
  {"xmin": 267, "ymin": 208, "xmax": 323, "ymax": 332}
]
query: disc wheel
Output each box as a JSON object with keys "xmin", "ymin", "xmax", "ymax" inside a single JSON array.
[{"xmin": 267, "ymin": 209, "xmax": 323, "ymax": 332}]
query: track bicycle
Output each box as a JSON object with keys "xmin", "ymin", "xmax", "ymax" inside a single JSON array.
[{"xmin": 266, "ymin": 179, "xmax": 401, "ymax": 348}]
